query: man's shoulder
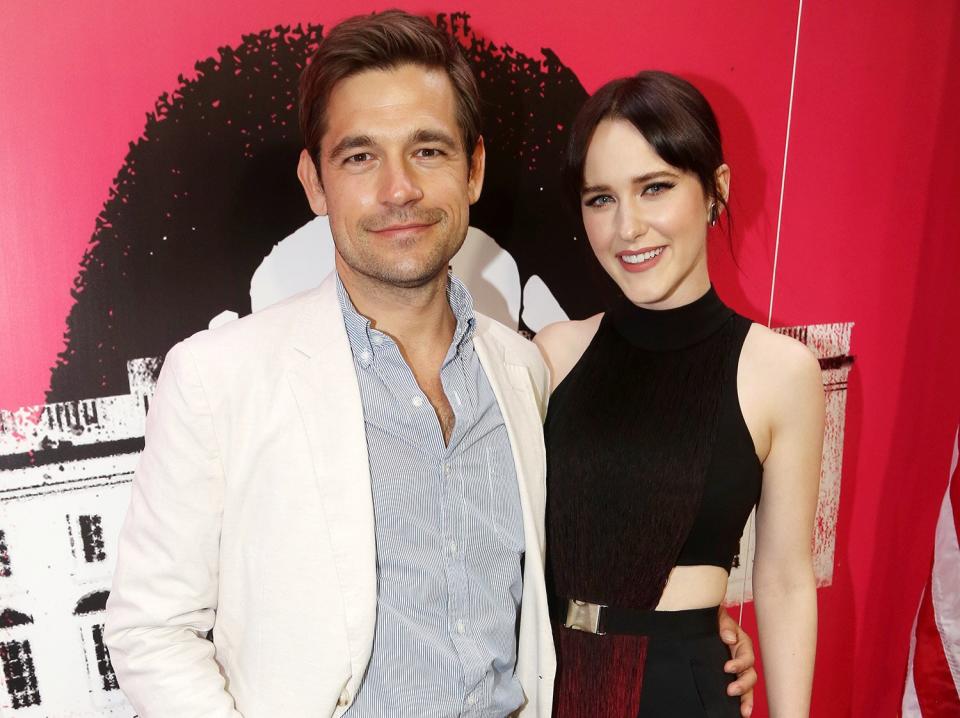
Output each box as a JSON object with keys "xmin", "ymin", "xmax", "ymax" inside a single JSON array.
[
  {"xmin": 186, "ymin": 285, "xmax": 323, "ymax": 355},
  {"xmin": 474, "ymin": 313, "xmax": 545, "ymax": 370},
  {"xmin": 170, "ymin": 279, "xmax": 340, "ymax": 383}
]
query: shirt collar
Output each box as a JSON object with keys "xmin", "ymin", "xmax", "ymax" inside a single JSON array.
[
  {"xmin": 335, "ymin": 272, "xmax": 477, "ymax": 363},
  {"xmin": 446, "ymin": 272, "xmax": 477, "ymax": 353}
]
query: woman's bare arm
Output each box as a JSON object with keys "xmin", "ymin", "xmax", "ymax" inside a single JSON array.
[{"xmin": 747, "ymin": 327, "xmax": 824, "ymax": 717}]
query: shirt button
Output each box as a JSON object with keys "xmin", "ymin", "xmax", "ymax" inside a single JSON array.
[
  {"xmin": 358, "ymin": 350, "xmax": 371, "ymax": 366},
  {"xmin": 467, "ymin": 695, "xmax": 476, "ymax": 706},
  {"xmin": 450, "ymin": 541, "xmax": 458, "ymax": 554},
  {"xmin": 457, "ymin": 619, "xmax": 465, "ymax": 634},
  {"xmin": 411, "ymin": 396, "xmax": 424, "ymax": 408},
  {"xmin": 372, "ymin": 335, "xmax": 384, "ymax": 346}
]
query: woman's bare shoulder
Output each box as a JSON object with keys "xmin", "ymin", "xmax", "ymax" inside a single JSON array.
[
  {"xmin": 742, "ymin": 323, "xmax": 821, "ymax": 386},
  {"xmin": 741, "ymin": 323, "xmax": 823, "ymax": 426},
  {"xmin": 533, "ymin": 314, "xmax": 604, "ymax": 392}
]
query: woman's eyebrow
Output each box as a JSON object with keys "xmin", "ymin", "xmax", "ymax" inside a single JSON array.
[
  {"xmin": 581, "ymin": 171, "xmax": 680, "ymax": 195},
  {"xmin": 581, "ymin": 183, "xmax": 611, "ymax": 196},
  {"xmin": 630, "ymin": 170, "xmax": 680, "ymax": 182}
]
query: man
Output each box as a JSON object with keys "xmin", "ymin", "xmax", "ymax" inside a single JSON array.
[{"xmin": 105, "ymin": 11, "xmax": 756, "ymax": 717}]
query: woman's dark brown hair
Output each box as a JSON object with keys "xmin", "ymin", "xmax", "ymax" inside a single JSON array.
[
  {"xmin": 298, "ymin": 10, "xmax": 481, "ymax": 170},
  {"xmin": 563, "ymin": 70, "xmax": 727, "ymax": 220}
]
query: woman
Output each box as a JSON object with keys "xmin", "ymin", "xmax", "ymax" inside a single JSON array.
[{"xmin": 535, "ymin": 71, "xmax": 823, "ymax": 717}]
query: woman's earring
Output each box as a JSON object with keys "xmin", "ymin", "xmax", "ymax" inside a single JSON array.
[{"xmin": 708, "ymin": 203, "xmax": 719, "ymax": 226}]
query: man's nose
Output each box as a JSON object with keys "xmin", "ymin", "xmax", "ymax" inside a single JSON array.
[{"xmin": 379, "ymin": 159, "xmax": 424, "ymax": 207}]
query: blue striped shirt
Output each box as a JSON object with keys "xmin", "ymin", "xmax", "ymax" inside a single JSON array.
[{"xmin": 337, "ymin": 274, "xmax": 526, "ymax": 717}]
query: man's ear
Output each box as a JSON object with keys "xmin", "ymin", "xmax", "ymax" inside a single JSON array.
[
  {"xmin": 297, "ymin": 149, "xmax": 328, "ymax": 216},
  {"xmin": 467, "ymin": 135, "xmax": 486, "ymax": 205}
]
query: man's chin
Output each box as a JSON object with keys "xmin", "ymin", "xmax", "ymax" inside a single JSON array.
[
  {"xmin": 377, "ymin": 273, "xmax": 441, "ymax": 289},
  {"xmin": 357, "ymin": 260, "xmax": 451, "ymax": 290},
  {"xmin": 336, "ymin": 236, "xmax": 465, "ymax": 291}
]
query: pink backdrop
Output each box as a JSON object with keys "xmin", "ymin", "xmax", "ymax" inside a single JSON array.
[{"xmin": 2, "ymin": 1, "xmax": 959, "ymax": 715}]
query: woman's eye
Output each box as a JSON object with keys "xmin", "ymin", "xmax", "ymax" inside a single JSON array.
[
  {"xmin": 585, "ymin": 194, "xmax": 614, "ymax": 207},
  {"xmin": 643, "ymin": 182, "xmax": 674, "ymax": 196}
]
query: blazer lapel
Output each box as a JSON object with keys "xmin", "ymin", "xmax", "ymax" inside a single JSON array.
[
  {"xmin": 285, "ymin": 274, "xmax": 377, "ymax": 693},
  {"xmin": 474, "ymin": 319, "xmax": 557, "ymax": 709},
  {"xmin": 473, "ymin": 322, "xmax": 547, "ymax": 558}
]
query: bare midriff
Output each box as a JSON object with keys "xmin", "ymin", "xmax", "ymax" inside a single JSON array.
[{"xmin": 654, "ymin": 565, "xmax": 730, "ymax": 611}]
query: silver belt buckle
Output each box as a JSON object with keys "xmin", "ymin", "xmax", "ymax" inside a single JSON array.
[{"xmin": 564, "ymin": 599, "xmax": 606, "ymax": 635}]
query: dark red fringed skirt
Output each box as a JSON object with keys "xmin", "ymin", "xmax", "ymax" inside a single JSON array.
[{"xmin": 552, "ymin": 606, "xmax": 741, "ymax": 718}]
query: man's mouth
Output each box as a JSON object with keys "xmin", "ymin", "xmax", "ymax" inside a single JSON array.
[
  {"xmin": 371, "ymin": 222, "xmax": 435, "ymax": 234},
  {"xmin": 364, "ymin": 210, "xmax": 445, "ymax": 236}
]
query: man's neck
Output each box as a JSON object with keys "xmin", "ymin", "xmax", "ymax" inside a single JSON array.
[{"xmin": 335, "ymin": 257, "xmax": 457, "ymax": 360}]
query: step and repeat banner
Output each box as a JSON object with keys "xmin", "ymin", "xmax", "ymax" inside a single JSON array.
[{"xmin": 1, "ymin": 1, "xmax": 958, "ymax": 716}]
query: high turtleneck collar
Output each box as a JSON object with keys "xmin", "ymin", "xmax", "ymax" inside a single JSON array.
[{"xmin": 607, "ymin": 286, "xmax": 734, "ymax": 352}]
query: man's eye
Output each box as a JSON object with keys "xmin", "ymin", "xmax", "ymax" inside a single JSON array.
[
  {"xmin": 415, "ymin": 147, "xmax": 445, "ymax": 159},
  {"xmin": 584, "ymin": 194, "xmax": 614, "ymax": 207},
  {"xmin": 643, "ymin": 182, "xmax": 675, "ymax": 196},
  {"xmin": 345, "ymin": 152, "xmax": 373, "ymax": 164}
]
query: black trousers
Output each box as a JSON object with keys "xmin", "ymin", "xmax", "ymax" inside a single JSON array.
[{"xmin": 635, "ymin": 606, "xmax": 741, "ymax": 718}]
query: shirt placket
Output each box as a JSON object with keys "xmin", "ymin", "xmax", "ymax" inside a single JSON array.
[
  {"xmin": 442, "ymin": 350, "xmax": 490, "ymax": 717},
  {"xmin": 374, "ymin": 329, "xmax": 482, "ymax": 715}
]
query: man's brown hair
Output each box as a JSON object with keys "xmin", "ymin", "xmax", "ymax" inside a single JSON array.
[{"xmin": 299, "ymin": 10, "xmax": 481, "ymax": 169}]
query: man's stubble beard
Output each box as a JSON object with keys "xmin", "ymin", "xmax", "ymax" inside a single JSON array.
[{"xmin": 333, "ymin": 211, "xmax": 467, "ymax": 290}]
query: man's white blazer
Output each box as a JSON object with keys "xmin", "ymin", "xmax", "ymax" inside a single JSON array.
[{"xmin": 105, "ymin": 272, "xmax": 557, "ymax": 717}]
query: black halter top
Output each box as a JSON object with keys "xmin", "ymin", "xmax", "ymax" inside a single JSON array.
[{"xmin": 544, "ymin": 287, "xmax": 762, "ymax": 611}]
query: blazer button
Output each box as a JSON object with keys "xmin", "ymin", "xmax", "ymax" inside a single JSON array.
[{"xmin": 338, "ymin": 690, "xmax": 350, "ymax": 707}]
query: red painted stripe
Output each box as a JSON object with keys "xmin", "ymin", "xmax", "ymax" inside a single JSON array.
[{"xmin": 913, "ymin": 570, "xmax": 960, "ymax": 716}]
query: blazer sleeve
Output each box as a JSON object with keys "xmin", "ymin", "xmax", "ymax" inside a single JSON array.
[{"xmin": 104, "ymin": 340, "xmax": 243, "ymax": 718}]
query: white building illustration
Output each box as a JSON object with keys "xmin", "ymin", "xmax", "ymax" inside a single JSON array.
[{"xmin": 0, "ymin": 358, "xmax": 159, "ymax": 717}]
